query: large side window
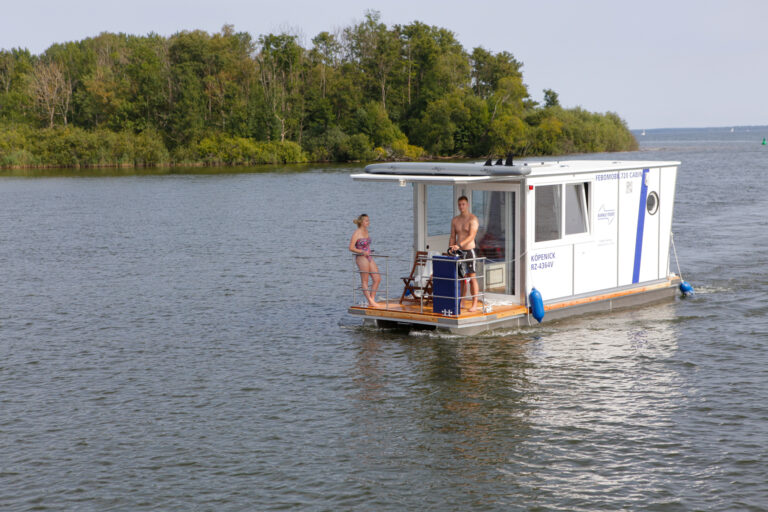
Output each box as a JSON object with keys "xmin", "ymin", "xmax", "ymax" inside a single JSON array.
[
  {"xmin": 565, "ymin": 183, "xmax": 589, "ymax": 235},
  {"xmin": 535, "ymin": 185, "xmax": 562, "ymax": 242},
  {"xmin": 535, "ymin": 182, "xmax": 590, "ymax": 243}
]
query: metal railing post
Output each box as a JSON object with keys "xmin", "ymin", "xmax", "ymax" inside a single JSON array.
[
  {"xmin": 352, "ymin": 254, "xmax": 391, "ymax": 309},
  {"xmin": 385, "ymin": 257, "xmax": 389, "ymax": 308}
]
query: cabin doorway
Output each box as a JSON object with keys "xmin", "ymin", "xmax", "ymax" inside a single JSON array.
[
  {"xmin": 464, "ymin": 184, "xmax": 520, "ymax": 300},
  {"xmin": 417, "ymin": 182, "xmax": 520, "ymax": 302}
]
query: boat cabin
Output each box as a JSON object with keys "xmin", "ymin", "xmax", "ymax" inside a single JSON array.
[{"xmin": 349, "ymin": 159, "xmax": 682, "ymax": 334}]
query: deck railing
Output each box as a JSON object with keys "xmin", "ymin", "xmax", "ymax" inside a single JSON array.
[
  {"xmin": 352, "ymin": 253, "xmax": 390, "ymax": 309},
  {"xmin": 352, "ymin": 252, "xmax": 489, "ymax": 316}
]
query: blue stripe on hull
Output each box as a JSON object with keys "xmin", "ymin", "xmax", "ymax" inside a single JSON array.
[{"xmin": 632, "ymin": 169, "xmax": 650, "ymax": 283}]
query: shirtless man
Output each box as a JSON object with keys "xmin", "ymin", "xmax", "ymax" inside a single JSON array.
[{"xmin": 449, "ymin": 195, "xmax": 480, "ymax": 312}]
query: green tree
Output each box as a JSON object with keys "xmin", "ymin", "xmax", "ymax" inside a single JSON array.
[
  {"xmin": 43, "ymin": 40, "xmax": 93, "ymax": 126},
  {"xmin": 0, "ymin": 48, "xmax": 34, "ymax": 123},
  {"xmin": 543, "ymin": 88, "xmax": 560, "ymax": 108},
  {"xmin": 124, "ymin": 34, "xmax": 171, "ymax": 132},
  {"xmin": 410, "ymin": 92, "xmax": 467, "ymax": 154},
  {"xmin": 310, "ymin": 31, "xmax": 340, "ymax": 99},
  {"xmin": 470, "ymin": 47, "xmax": 523, "ymax": 99},
  {"xmin": 353, "ymin": 100, "xmax": 406, "ymax": 147},
  {"xmin": 164, "ymin": 30, "xmax": 212, "ymax": 147},
  {"xmin": 256, "ymin": 32, "xmax": 304, "ymax": 142},
  {"xmin": 80, "ymin": 36, "xmax": 132, "ymax": 130},
  {"xmin": 0, "ymin": 50, "xmax": 18, "ymax": 95},
  {"xmin": 201, "ymin": 25, "xmax": 256, "ymax": 135},
  {"xmin": 398, "ymin": 21, "xmax": 468, "ymax": 122},
  {"xmin": 344, "ymin": 10, "xmax": 401, "ymax": 111}
]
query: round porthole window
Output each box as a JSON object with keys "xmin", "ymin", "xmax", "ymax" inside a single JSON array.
[{"xmin": 647, "ymin": 191, "xmax": 659, "ymax": 215}]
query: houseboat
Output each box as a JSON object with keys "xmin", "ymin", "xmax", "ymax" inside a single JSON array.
[{"xmin": 348, "ymin": 157, "xmax": 686, "ymax": 335}]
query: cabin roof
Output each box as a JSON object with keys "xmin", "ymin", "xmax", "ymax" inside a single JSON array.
[{"xmin": 352, "ymin": 159, "xmax": 681, "ymax": 184}]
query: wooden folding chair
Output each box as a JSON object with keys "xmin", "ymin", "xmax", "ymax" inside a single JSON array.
[{"xmin": 400, "ymin": 251, "xmax": 433, "ymax": 304}]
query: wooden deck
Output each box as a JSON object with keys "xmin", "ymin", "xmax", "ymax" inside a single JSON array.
[
  {"xmin": 348, "ymin": 278, "xmax": 680, "ymax": 334},
  {"xmin": 349, "ymin": 299, "xmax": 529, "ymax": 323}
]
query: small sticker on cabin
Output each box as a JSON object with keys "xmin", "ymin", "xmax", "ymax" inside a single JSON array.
[{"xmin": 598, "ymin": 205, "xmax": 615, "ymax": 224}]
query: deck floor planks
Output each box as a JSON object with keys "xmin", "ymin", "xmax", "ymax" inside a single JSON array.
[
  {"xmin": 350, "ymin": 278, "xmax": 676, "ymax": 323},
  {"xmin": 350, "ymin": 299, "xmax": 528, "ymax": 321}
]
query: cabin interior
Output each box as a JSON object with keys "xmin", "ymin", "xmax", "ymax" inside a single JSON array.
[{"xmin": 417, "ymin": 180, "xmax": 522, "ymax": 304}]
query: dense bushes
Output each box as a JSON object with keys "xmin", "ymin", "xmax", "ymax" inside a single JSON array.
[
  {"xmin": 304, "ymin": 127, "xmax": 375, "ymax": 162},
  {"xmin": 524, "ymin": 108, "xmax": 638, "ymax": 156},
  {"xmin": 0, "ymin": 125, "xmax": 172, "ymax": 167},
  {"xmin": 196, "ymin": 135, "xmax": 307, "ymax": 165},
  {"xmin": 0, "ymin": 105, "xmax": 637, "ymax": 169},
  {"xmin": 0, "ymin": 125, "xmax": 315, "ymax": 168}
]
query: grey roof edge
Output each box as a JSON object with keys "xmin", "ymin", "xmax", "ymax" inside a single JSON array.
[{"xmin": 364, "ymin": 162, "xmax": 532, "ymax": 177}]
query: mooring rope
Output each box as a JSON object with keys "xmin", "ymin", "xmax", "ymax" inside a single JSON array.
[{"xmin": 670, "ymin": 232, "xmax": 685, "ymax": 282}]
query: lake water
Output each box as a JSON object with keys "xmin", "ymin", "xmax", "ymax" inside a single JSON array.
[{"xmin": 1, "ymin": 128, "xmax": 767, "ymax": 511}]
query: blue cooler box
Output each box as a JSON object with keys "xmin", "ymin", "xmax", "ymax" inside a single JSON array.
[{"xmin": 432, "ymin": 255, "xmax": 461, "ymax": 316}]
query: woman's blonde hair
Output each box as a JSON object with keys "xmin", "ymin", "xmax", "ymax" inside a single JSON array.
[{"xmin": 353, "ymin": 213, "xmax": 369, "ymax": 227}]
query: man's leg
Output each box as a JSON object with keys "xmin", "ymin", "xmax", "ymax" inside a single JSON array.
[{"xmin": 468, "ymin": 273, "xmax": 479, "ymax": 312}]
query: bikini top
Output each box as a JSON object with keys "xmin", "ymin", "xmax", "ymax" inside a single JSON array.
[{"xmin": 355, "ymin": 237, "xmax": 371, "ymax": 251}]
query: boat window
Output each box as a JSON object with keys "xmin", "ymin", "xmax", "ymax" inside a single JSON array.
[
  {"xmin": 472, "ymin": 190, "xmax": 506, "ymax": 261},
  {"xmin": 426, "ymin": 185, "xmax": 454, "ymax": 237},
  {"xmin": 647, "ymin": 191, "xmax": 659, "ymax": 215},
  {"xmin": 535, "ymin": 185, "xmax": 562, "ymax": 242},
  {"xmin": 565, "ymin": 183, "xmax": 589, "ymax": 235}
]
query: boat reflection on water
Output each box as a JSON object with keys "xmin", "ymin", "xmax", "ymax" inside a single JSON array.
[
  {"xmin": 350, "ymin": 303, "xmax": 683, "ymax": 507},
  {"xmin": 523, "ymin": 302, "xmax": 682, "ymax": 428},
  {"xmin": 500, "ymin": 303, "xmax": 687, "ymax": 507}
]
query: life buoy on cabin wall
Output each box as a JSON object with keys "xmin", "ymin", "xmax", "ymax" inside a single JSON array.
[{"xmin": 529, "ymin": 287, "xmax": 545, "ymax": 323}]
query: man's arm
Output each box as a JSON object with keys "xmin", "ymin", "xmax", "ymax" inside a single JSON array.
[{"xmin": 449, "ymin": 218, "xmax": 457, "ymax": 248}]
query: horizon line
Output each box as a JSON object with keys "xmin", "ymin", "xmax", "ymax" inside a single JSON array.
[{"xmin": 630, "ymin": 124, "xmax": 768, "ymax": 131}]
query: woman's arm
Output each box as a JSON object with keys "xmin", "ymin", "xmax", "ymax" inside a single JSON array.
[{"xmin": 349, "ymin": 232, "xmax": 363, "ymax": 254}]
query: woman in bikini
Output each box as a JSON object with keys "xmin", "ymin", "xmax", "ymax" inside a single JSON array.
[{"xmin": 349, "ymin": 214, "xmax": 382, "ymax": 308}]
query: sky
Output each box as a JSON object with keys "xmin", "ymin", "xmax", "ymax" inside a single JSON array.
[{"xmin": 2, "ymin": 0, "xmax": 766, "ymax": 129}]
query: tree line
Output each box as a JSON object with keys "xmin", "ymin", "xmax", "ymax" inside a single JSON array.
[{"xmin": 0, "ymin": 11, "xmax": 637, "ymax": 168}]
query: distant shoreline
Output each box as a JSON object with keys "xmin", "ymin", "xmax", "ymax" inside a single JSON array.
[{"xmin": 1, "ymin": 19, "xmax": 638, "ymax": 170}]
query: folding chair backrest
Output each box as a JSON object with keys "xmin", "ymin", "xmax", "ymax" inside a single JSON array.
[
  {"xmin": 409, "ymin": 251, "xmax": 429, "ymax": 277},
  {"xmin": 400, "ymin": 251, "xmax": 432, "ymax": 303},
  {"xmin": 414, "ymin": 250, "xmax": 438, "ymax": 285}
]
